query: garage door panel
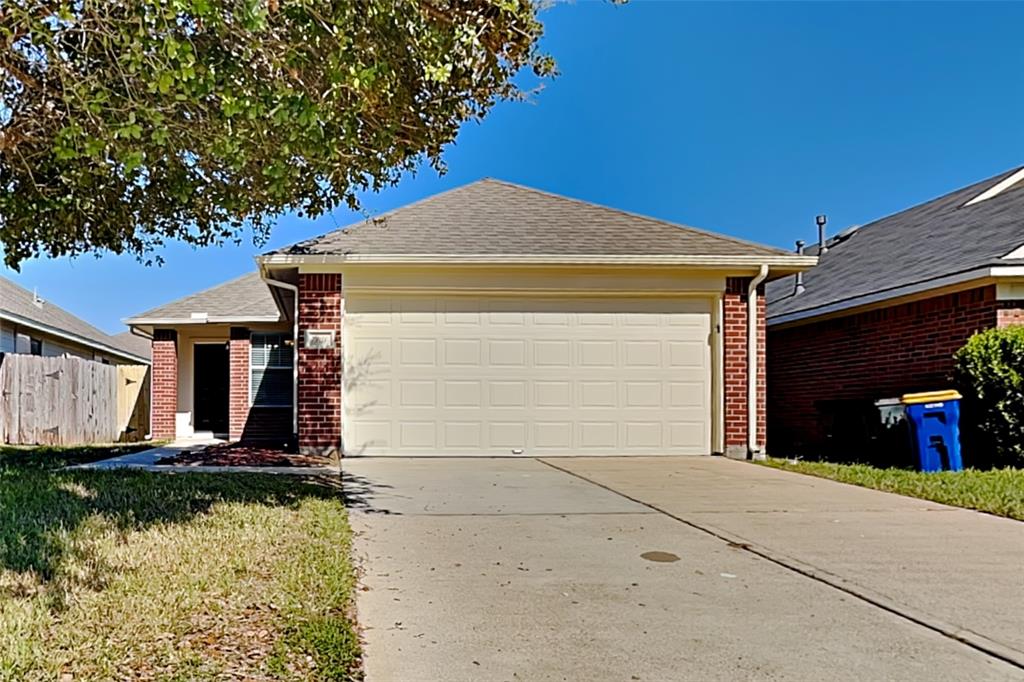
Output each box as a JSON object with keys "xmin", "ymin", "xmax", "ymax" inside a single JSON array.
[
  {"xmin": 443, "ymin": 380, "xmax": 482, "ymax": 408},
  {"xmin": 489, "ymin": 381, "xmax": 527, "ymax": 408},
  {"xmin": 486, "ymin": 422, "xmax": 524, "ymax": 449},
  {"xmin": 343, "ymin": 295, "xmax": 712, "ymax": 456},
  {"xmin": 443, "ymin": 422, "xmax": 482, "ymax": 448},
  {"xmin": 443, "ymin": 338, "xmax": 481, "ymax": 366}
]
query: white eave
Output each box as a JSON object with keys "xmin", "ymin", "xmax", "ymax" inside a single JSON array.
[
  {"xmin": 1002, "ymin": 243, "xmax": 1024, "ymax": 259},
  {"xmin": 124, "ymin": 315, "xmax": 283, "ymax": 326},
  {"xmin": 0, "ymin": 310, "xmax": 150, "ymax": 365},
  {"xmin": 768, "ymin": 265, "xmax": 1024, "ymax": 327},
  {"xmin": 962, "ymin": 167, "xmax": 1024, "ymax": 207},
  {"xmin": 259, "ymin": 253, "xmax": 818, "ymax": 270}
]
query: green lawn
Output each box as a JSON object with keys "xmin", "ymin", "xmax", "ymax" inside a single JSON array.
[
  {"xmin": 760, "ymin": 459, "xmax": 1024, "ymax": 521},
  {"xmin": 0, "ymin": 446, "xmax": 361, "ymax": 680}
]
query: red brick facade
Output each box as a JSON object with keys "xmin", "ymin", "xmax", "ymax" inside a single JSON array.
[
  {"xmin": 151, "ymin": 329, "xmax": 178, "ymax": 441},
  {"xmin": 297, "ymin": 273, "xmax": 343, "ymax": 455},
  {"xmin": 228, "ymin": 328, "xmax": 250, "ymax": 441},
  {"xmin": 723, "ymin": 277, "xmax": 767, "ymax": 456},
  {"xmin": 767, "ymin": 285, "xmax": 1024, "ymax": 454}
]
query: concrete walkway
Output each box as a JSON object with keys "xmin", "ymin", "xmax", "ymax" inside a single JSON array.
[
  {"xmin": 345, "ymin": 456, "xmax": 1024, "ymax": 682},
  {"xmin": 73, "ymin": 441, "xmax": 340, "ymax": 475}
]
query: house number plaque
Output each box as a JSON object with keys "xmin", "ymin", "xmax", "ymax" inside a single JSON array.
[{"xmin": 304, "ymin": 330, "xmax": 336, "ymax": 349}]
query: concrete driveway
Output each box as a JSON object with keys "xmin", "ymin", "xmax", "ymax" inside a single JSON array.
[{"xmin": 344, "ymin": 457, "xmax": 1024, "ymax": 681}]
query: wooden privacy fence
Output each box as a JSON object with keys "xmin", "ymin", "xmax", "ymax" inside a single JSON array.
[{"xmin": 0, "ymin": 354, "xmax": 150, "ymax": 446}]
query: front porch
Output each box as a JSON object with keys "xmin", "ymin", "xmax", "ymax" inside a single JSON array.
[{"xmin": 149, "ymin": 323, "xmax": 294, "ymax": 446}]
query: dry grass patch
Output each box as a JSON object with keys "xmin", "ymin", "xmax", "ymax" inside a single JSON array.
[{"xmin": 0, "ymin": 465, "xmax": 360, "ymax": 681}]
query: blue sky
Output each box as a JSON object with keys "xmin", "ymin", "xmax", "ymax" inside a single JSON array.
[{"xmin": 5, "ymin": 2, "xmax": 1024, "ymax": 332}]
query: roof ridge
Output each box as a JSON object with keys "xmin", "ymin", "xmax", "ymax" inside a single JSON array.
[{"xmin": 478, "ymin": 178, "xmax": 791, "ymax": 256}]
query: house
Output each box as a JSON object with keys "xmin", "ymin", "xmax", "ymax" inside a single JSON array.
[
  {"xmin": 126, "ymin": 179, "xmax": 814, "ymax": 457},
  {"xmin": 1, "ymin": 276, "xmax": 150, "ymax": 365},
  {"xmin": 766, "ymin": 166, "xmax": 1024, "ymax": 455}
]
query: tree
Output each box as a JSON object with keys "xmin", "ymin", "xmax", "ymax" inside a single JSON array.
[{"xmin": 0, "ymin": 0, "xmax": 553, "ymax": 268}]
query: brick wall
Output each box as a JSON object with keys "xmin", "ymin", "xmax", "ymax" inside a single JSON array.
[
  {"xmin": 723, "ymin": 277, "xmax": 766, "ymax": 456},
  {"xmin": 228, "ymin": 327, "xmax": 250, "ymax": 441},
  {"xmin": 151, "ymin": 329, "xmax": 178, "ymax": 441},
  {"xmin": 766, "ymin": 285, "xmax": 1021, "ymax": 454},
  {"xmin": 297, "ymin": 273, "xmax": 342, "ymax": 455},
  {"xmin": 997, "ymin": 300, "xmax": 1024, "ymax": 328}
]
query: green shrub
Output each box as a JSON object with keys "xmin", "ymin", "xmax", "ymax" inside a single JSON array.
[{"xmin": 953, "ymin": 325, "xmax": 1024, "ymax": 468}]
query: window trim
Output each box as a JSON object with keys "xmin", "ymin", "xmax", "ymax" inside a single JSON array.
[{"xmin": 249, "ymin": 332, "xmax": 293, "ymax": 408}]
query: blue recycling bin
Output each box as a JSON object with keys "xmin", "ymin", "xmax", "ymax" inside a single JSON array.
[{"xmin": 901, "ymin": 391, "xmax": 963, "ymax": 472}]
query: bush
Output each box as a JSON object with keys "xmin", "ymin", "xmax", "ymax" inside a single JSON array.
[{"xmin": 953, "ymin": 326, "xmax": 1024, "ymax": 468}]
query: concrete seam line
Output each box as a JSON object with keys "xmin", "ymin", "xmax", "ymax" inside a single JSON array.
[{"xmin": 535, "ymin": 458, "xmax": 1024, "ymax": 671}]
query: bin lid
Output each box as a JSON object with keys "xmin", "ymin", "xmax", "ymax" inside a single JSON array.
[{"xmin": 901, "ymin": 390, "xmax": 962, "ymax": 405}]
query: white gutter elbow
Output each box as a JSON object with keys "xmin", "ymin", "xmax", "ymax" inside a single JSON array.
[{"xmin": 747, "ymin": 264, "xmax": 769, "ymax": 458}]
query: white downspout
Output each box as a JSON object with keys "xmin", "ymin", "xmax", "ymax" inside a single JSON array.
[
  {"xmin": 260, "ymin": 271, "xmax": 299, "ymax": 436},
  {"xmin": 747, "ymin": 265, "xmax": 769, "ymax": 458}
]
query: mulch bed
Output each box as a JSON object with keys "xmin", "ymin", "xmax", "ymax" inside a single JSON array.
[{"xmin": 155, "ymin": 442, "xmax": 334, "ymax": 468}]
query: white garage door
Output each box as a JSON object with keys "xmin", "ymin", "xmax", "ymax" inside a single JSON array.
[{"xmin": 342, "ymin": 296, "xmax": 712, "ymax": 456}]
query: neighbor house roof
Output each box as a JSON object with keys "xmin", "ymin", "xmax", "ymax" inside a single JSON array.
[
  {"xmin": 124, "ymin": 272, "xmax": 283, "ymax": 325},
  {"xmin": 0, "ymin": 276, "xmax": 150, "ymax": 363},
  {"xmin": 110, "ymin": 331, "xmax": 152, "ymax": 361},
  {"xmin": 767, "ymin": 166, "xmax": 1024, "ymax": 325},
  {"xmin": 267, "ymin": 178, "xmax": 806, "ymax": 265}
]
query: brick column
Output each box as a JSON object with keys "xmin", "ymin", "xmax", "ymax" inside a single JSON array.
[
  {"xmin": 723, "ymin": 278, "xmax": 766, "ymax": 458},
  {"xmin": 297, "ymin": 273, "xmax": 342, "ymax": 456},
  {"xmin": 228, "ymin": 327, "xmax": 250, "ymax": 441},
  {"xmin": 151, "ymin": 329, "xmax": 178, "ymax": 441}
]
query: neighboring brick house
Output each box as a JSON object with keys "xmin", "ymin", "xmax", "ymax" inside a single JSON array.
[
  {"xmin": 127, "ymin": 179, "xmax": 813, "ymax": 458},
  {"xmin": 766, "ymin": 166, "xmax": 1024, "ymax": 456}
]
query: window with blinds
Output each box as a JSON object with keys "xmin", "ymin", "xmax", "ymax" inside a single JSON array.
[{"xmin": 250, "ymin": 333, "xmax": 293, "ymax": 407}]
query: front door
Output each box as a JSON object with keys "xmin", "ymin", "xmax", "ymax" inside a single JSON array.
[{"xmin": 194, "ymin": 343, "xmax": 229, "ymax": 434}]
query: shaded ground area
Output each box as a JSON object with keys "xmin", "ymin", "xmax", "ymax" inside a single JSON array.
[
  {"xmin": 0, "ymin": 452, "xmax": 360, "ymax": 680},
  {"xmin": 0, "ymin": 442, "xmax": 161, "ymax": 469},
  {"xmin": 155, "ymin": 442, "xmax": 332, "ymax": 468},
  {"xmin": 344, "ymin": 456, "xmax": 1024, "ymax": 682}
]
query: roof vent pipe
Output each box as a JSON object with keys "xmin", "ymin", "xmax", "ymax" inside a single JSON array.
[
  {"xmin": 816, "ymin": 214, "xmax": 828, "ymax": 254},
  {"xmin": 794, "ymin": 241, "xmax": 806, "ymax": 295}
]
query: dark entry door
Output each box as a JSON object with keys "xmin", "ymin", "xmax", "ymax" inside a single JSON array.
[{"xmin": 194, "ymin": 343, "xmax": 229, "ymax": 434}]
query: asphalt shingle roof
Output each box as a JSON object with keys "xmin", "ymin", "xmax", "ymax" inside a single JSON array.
[
  {"xmin": 0, "ymin": 276, "xmax": 149, "ymax": 362},
  {"xmin": 110, "ymin": 331, "xmax": 152, "ymax": 361},
  {"xmin": 275, "ymin": 178, "xmax": 791, "ymax": 258},
  {"xmin": 125, "ymin": 272, "xmax": 282, "ymax": 323},
  {"xmin": 767, "ymin": 167, "xmax": 1024, "ymax": 322}
]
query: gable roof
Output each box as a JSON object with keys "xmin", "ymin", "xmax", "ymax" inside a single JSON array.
[
  {"xmin": 110, "ymin": 331, "xmax": 152, "ymax": 361},
  {"xmin": 767, "ymin": 166, "xmax": 1024, "ymax": 324},
  {"xmin": 124, "ymin": 272, "xmax": 282, "ymax": 324},
  {"xmin": 0, "ymin": 276, "xmax": 149, "ymax": 363},
  {"xmin": 270, "ymin": 178, "xmax": 796, "ymax": 261}
]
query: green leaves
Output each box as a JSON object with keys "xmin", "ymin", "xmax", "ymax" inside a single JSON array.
[
  {"xmin": 954, "ymin": 326, "xmax": 1024, "ymax": 469},
  {"xmin": 0, "ymin": 0, "xmax": 552, "ymax": 268}
]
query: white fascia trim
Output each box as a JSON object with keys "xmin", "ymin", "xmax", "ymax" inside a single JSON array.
[
  {"xmin": 123, "ymin": 315, "xmax": 282, "ymax": 326},
  {"xmin": 1001, "ymin": 243, "xmax": 1024, "ymax": 259},
  {"xmin": 258, "ymin": 253, "xmax": 818, "ymax": 268},
  {"xmin": 963, "ymin": 167, "xmax": 1024, "ymax": 207},
  {"xmin": 0, "ymin": 311, "xmax": 150, "ymax": 365},
  {"xmin": 769, "ymin": 265, "xmax": 1024, "ymax": 327}
]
